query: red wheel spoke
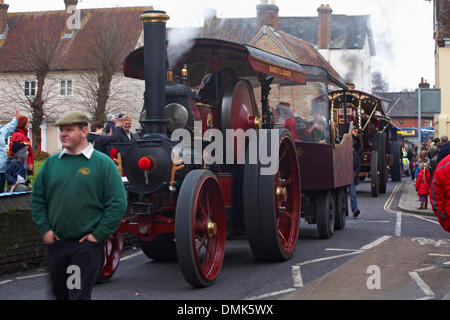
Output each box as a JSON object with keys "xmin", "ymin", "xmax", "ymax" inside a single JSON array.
[
  {"xmin": 198, "ymin": 196, "xmax": 208, "ymax": 220},
  {"xmin": 278, "ymin": 229, "xmax": 287, "ymax": 243},
  {"xmin": 202, "ymin": 239, "xmax": 215, "ymax": 270},
  {"xmin": 279, "ymin": 176, "xmax": 292, "ymax": 187},
  {"xmin": 279, "ymin": 209, "xmax": 293, "ymax": 220},
  {"xmin": 196, "ymin": 235, "xmax": 207, "ymax": 254},
  {"xmin": 205, "ymin": 192, "xmax": 212, "ymax": 219}
]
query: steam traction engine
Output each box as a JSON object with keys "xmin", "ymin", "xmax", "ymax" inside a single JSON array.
[
  {"xmin": 328, "ymin": 90, "xmax": 403, "ymax": 197},
  {"xmin": 98, "ymin": 10, "xmax": 301, "ymax": 287}
]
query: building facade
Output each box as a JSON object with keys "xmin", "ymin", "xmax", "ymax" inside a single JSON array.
[
  {"xmin": 201, "ymin": 2, "xmax": 375, "ymax": 92},
  {"xmin": 0, "ymin": 0, "xmax": 149, "ymax": 154},
  {"xmin": 433, "ymin": 0, "xmax": 450, "ymax": 137}
]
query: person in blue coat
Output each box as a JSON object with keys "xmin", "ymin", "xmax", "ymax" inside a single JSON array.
[
  {"xmin": 5, "ymin": 141, "xmax": 31, "ymax": 192},
  {"xmin": 0, "ymin": 110, "xmax": 20, "ymax": 193}
]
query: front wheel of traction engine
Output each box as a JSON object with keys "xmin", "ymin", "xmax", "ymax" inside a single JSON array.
[
  {"xmin": 244, "ymin": 129, "xmax": 301, "ymax": 261},
  {"xmin": 140, "ymin": 233, "xmax": 177, "ymax": 261},
  {"xmin": 175, "ymin": 170, "xmax": 227, "ymax": 288},
  {"xmin": 96, "ymin": 231, "xmax": 124, "ymax": 283}
]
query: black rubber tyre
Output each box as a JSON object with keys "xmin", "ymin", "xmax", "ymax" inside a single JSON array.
[
  {"xmin": 371, "ymin": 150, "xmax": 380, "ymax": 197},
  {"xmin": 316, "ymin": 191, "xmax": 335, "ymax": 239},
  {"xmin": 334, "ymin": 188, "xmax": 348, "ymax": 230},
  {"xmin": 390, "ymin": 141, "xmax": 402, "ymax": 182},
  {"xmin": 229, "ymin": 166, "xmax": 246, "ymax": 237},
  {"xmin": 175, "ymin": 170, "xmax": 226, "ymax": 288},
  {"xmin": 140, "ymin": 233, "xmax": 177, "ymax": 262},
  {"xmin": 374, "ymin": 132, "xmax": 387, "ymax": 193},
  {"xmin": 243, "ymin": 129, "xmax": 301, "ymax": 261}
]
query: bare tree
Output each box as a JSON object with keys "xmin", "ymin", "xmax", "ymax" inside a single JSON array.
[
  {"xmin": 371, "ymin": 70, "xmax": 389, "ymax": 93},
  {"xmin": 0, "ymin": 14, "xmax": 64, "ymax": 151},
  {"xmin": 77, "ymin": 11, "xmax": 141, "ymax": 122}
]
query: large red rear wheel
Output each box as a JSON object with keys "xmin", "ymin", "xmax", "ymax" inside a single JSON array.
[
  {"xmin": 175, "ymin": 170, "xmax": 227, "ymax": 287},
  {"xmin": 244, "ymin": 129, "xmax": 301, "ymax": 261}
]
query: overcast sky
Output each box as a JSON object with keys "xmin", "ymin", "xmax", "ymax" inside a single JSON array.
[{"xmin": 7, "ymin": 0, "xmax": 435, "ymax": 91}]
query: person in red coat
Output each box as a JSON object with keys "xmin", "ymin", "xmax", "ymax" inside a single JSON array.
[
  {"xmin": 9, "ymin": 116, "xmax": 34, "ymax": 176},
  {"xmin": 430, "ymin": 154, "xmax": 450, "ymax": 232},
  {"xmin": 274, "ymin": 102, "xmax": 299, "ymax": 140},
  {"xmin": 415, "ymin": 163, "xmax": 431, "ymax": 210}
]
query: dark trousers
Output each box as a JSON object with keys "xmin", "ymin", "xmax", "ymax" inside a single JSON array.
[
  {"xmin": 46, "ymin": 240, "xmax": 104, "ymax": 300},
  {"xmin": 0, "ymin": 173, "xmax": 5, "ymax": 193},
  {"xmin": 409, "ymin": 166, "xmax": 415, "ymax": 180}
]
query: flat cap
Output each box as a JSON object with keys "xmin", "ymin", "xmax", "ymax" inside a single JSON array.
[{"xmin": 55, "ymin": 111, "xmax": 89, "ymax": 126}]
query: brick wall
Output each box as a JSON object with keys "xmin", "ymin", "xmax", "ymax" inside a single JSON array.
[
  {"xmin": 436, "ymin": 0, "xmax": 450, "ymax": 44},
  {"xmin": 0, "ymin": 209, "xmax": 46, "ymax": 275},
  {"xmin": 0, "ymin": 198, "xmax": 138, "ymax": 276},
  {"xmin": 393, "ymin": 117, "xmax": 434, "ymax": 128}
]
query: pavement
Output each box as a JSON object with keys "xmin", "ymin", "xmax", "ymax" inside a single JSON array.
[
  {"xmin": 283, "ymin": 236, "xmax": 450, "ymax": 300},
  {"xmin": 397, "ymin": 179, "xmax": 435, "ymax": 217}
]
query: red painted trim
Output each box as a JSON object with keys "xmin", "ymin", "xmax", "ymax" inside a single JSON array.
[{"xmin": 248, "ymin": 55, "xmax": 306, "ymax": 84}]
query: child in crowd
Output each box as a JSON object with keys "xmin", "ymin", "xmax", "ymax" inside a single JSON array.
[
  {"xmin": 415, "ymin": 163, "xmax": 431, "ymax": 210},
  {"xmin": 5, "ymin": 141, "xmax": 32, "ymax": 192}
]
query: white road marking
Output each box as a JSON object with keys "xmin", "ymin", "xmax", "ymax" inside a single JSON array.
[
  {"xmin": 15, "ymin": 273, "xmax": 48, "ymax": 280},
  {"xmin": 295, "ymin": 251, "xmax": 363, "ymax": 267},
  {"xmin": 409, "ymin": 271, "xmax": 435, "ymax": 297},
  {"xmin": 385, "ymin": 183, "xmax": 440, "ymax": 226},
  {"xmin": 395, "ymin": 212, "xmax": 402, "ymax": 236},
  {"xmin": 363, "ymin": 220, "xmax": 390, "ymax": 223},
  {"xmin": 325, "ymin": 248, "xmax": 363, "ymax": 252},
  {"xmin": 120, "ymin": 251, "xmax": 143, "ymax": 262},
  {"xmin": 246, "ymin": 288, "xmax": 296, "ymax": 300},
  {"xmin": 384, "ymin": 183, "xmax": 403, "ymax": 214},
  {"xmin": 0, "ymin": 280, "xmax": 13, "ymax": 285},
  {"xmin": 413, "ymin": 266, "xmax": 436, "ymax": 272},
  {"xmin": 417, "ymin": 296, "xmax": 435, "ymax": 300},
  {"xmin": 428, "ymin": 253, "xmax": 450, "ymax": 257},
  {"xmin": 404, "ymin": 213, "xmax": 440, "ymax": 225},
  {"xmin": 291, "ymin": 266, "xmax": 303, "ymax": 288},
  {"xmin": 360, "ymin": 235, "xmax": 392, "ymax": 250}
]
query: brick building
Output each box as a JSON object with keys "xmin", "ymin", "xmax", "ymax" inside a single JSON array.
[
  {"xmin": 377, "ymin": 82, "xmax": 435, "ymax": 128},
  {"xmin": 199, "ymin": 2, "xmax": 346, "ymax": 118},
  {"xmin": 200, "ymin": 1, "xmax": 375, "ymax": 92}
]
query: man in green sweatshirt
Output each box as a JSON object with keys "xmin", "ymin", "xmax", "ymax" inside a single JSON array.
[{"xmin": 31, "ymin": 111, "xmax": 127, "ymax": 300}]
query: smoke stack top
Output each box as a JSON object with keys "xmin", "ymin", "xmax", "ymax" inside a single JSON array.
[{"xmin": 140, "ymin": 10, "xmax": 170, "ymax": 135}]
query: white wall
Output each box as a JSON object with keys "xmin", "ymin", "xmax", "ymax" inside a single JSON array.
[
  {"xmin": 0, "ymin": 71, "xmax": 145, "ymax": 154},
  {"xmin": 318, "ymin": 34, "xmax": 372, "ymax": 92}
]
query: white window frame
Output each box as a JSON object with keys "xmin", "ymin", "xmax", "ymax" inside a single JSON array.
[
  {"xmin": 60, "ymin": 80, "xmax": 73, "ymax": 97},
  {"xmin": 24, "ymin": 80, "xmax": 36, "ymax": 97},
  {"xmin": 423, "ymin": 120, "xmax": 433, "ymax": 127}
]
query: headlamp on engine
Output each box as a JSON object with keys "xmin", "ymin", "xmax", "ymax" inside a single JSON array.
[{"xmin": 164, "ymin": 103, "xmax": 189, "ymax": 132}]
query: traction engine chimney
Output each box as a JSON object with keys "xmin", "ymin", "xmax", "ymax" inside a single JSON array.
[{"xmin": 140, "ymin": 10, "xmax": 170, "ymax": 135}]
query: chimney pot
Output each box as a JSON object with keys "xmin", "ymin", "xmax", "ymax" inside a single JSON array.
[
  {"xmin": 0, "ymin": 0, "xmax": 8, "ymax": 36},
  {"xmin": 317, "ymin": 4, "xmax": 332, "ymax": 49},
  {"xmin": 256, "ymin": 2, "xmax": 279, "ymax": 30}
]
